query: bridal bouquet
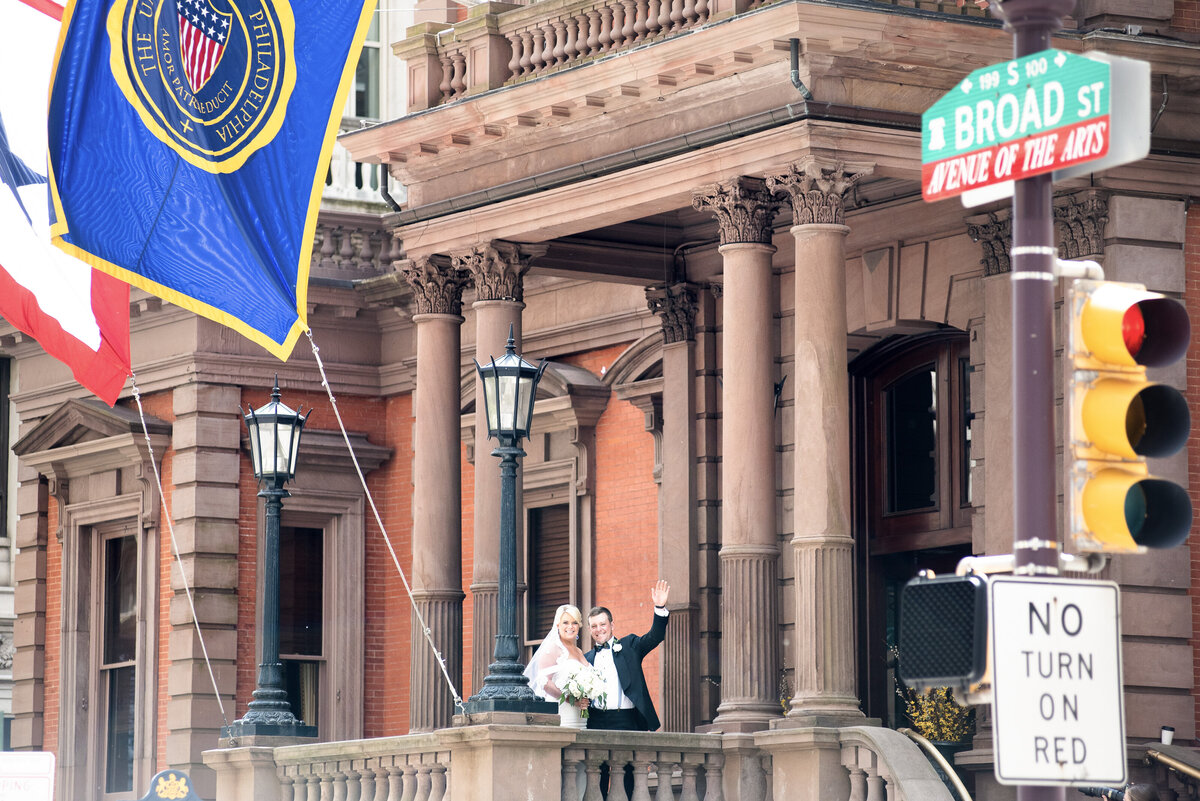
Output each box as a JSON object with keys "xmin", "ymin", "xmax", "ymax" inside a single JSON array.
[{"xmin": 559, "ymin": 663, "xmax": 608, "ymax": 718}]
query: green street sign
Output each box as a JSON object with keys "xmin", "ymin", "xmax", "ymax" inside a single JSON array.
[{"xmin": 922, "ymin": 49, "xmax": 1112, "ymax": 202}]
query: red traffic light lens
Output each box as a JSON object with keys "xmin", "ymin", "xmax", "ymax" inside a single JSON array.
[{"xmin": 1123, "ymin": 304, "xmax": 1145, "ymax": 359}]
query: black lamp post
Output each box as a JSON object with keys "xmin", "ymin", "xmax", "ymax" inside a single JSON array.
[
  {"xmin": 463, "ymin": 329, "xmax": 557, "ymax": 715},
  {"xmin": 221, "ymin": 379, "xmax": 317, "ymax": 740}
]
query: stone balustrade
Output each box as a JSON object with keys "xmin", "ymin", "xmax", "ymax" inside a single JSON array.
[
  {"xmin": 395, "ymin": 0, "xmax": 990, "ymax": 112},
  {"xmin": 204, "ymin": 722, "xmax": 958, "ymax": 801},
  {"xmin": 275, "ymin": 733, "xmax": 450, "ymax": 801}
]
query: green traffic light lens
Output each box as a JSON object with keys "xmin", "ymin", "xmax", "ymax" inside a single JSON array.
[{"xmin": 1124, "ymin": 484, "xmax": 1147, "ymax": 537}]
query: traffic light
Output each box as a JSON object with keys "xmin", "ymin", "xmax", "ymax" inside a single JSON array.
[{"xmin": 1065, "ymin": 279, "xmax": 1192, "ymax": 553}]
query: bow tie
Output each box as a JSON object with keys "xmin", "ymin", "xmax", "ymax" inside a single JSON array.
[{"xmin": 596, "ymin": 641, "xmax": 613, "ymax": 651}]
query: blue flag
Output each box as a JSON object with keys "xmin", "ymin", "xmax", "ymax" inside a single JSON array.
[{"xmin": 47, "ymin": 0, "xmax": 376, "ymax": 358}]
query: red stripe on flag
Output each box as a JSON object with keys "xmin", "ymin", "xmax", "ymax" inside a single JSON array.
[{"xmin": 17, "ymin": 0, "xmax": 64, "ymax": 21}]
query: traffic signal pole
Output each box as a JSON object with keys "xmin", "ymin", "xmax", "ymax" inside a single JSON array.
[{"xmin": 998, "ymin": 1, "xmax": 1076, "ymax": 799}]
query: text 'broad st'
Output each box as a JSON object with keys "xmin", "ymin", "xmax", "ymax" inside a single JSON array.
[
  {"xmin": 990, "ymin": 576, "xmax": 1126, "ymax": 787},
  {"xmin": 922, "ymin": 50, "xmax": 1111, "ymax": 202}
]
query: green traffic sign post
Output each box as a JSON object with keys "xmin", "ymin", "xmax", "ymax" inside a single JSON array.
[{"xmin": 922, "ymin": 49, "xmax": 1110, "ymax": 202}]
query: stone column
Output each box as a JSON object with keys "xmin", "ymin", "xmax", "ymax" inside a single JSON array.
[
  {"xmin": 692, "ymin": 178, "xmax": 782, "ymax": 731},
  {"xmin": 766, "ymin": 158, "xmax": 871, "ymax": 725},
  {"xmin": 402, "ymin": 256, "xmax": 470, "ymax": 731},
  {"xmin": 646, "ymin": 282, "xmax": 700, "ymax": 732},
  {"xmin": 454, "ymin": 241, "xmax": 546, "ymax": 692}
]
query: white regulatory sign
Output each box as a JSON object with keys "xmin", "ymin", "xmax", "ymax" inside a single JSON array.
[
  {"xmin": 990, "ymin": 576, "xmax": 1126, "ymax": 786},
  {"xmin": 0, "ymin": 751, "xmax": 55, "ymax": 801}
]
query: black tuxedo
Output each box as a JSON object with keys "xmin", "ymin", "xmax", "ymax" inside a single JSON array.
[{"xmin": 585, "ymin": 610, "xmax": 667, "ymax": 731}]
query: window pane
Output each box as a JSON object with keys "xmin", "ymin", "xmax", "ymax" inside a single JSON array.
[
  {"xmin": 354, "ymin": 47, "xmax": 379, "ymax": 118},
  {"xmin": 528, "ymin": 505, "xmax": 570, "ymax": 637},
  {"xmin": 103, "ymin": 535, "xmax": 137, "ymax": 665},
  {"xmin": 283, "ymin": 659, "xmax": 320, "ymax": 728},
  {"xmin": 960, "ymin": 357, "xmax": 974, "ymax": 507},
  {"xmin": 885, "ymin": 365, "xmax": 937, "ymax": 513},
  {"xmin": 104, "ymin": 665, "xmax": 136, "ymax": 793},
  {"xmin": 279, "ymin": 527, "xmax": 323, "ymax": 656}
]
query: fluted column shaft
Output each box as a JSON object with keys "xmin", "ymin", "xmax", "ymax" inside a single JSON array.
[
  {"xmin": 455, "ymin": 241, "xmax": 545, "ymax": 691},
  {"xmin": 404, "ymin": 257, "xmax": 469, "ymax": 730},
  {"xmin": 767, "ymin": 158, "xmax": 870, "ymax": 723},
  {"xmin": 647, "ymin": 283, "xmax": 700, "ymax": 731},
  {"xmin": 692, "ymin": 178, "xmax": 782, "ymax": 731}
]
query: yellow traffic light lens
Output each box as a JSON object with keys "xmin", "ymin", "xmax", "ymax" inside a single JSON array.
[
  {"xmin": 1083, "ymin": 380, "xmax": 1190, "ymax": 459},
  {"xmin": 1123, "ymin": 304, "xmax": 1145, "ymax": 360}
]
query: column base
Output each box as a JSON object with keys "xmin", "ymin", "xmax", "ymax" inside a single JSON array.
[
  {"xmin": 703, "ymin": 702, "xmax": 783, "ymax": 734},
  {"xmin": 218, "ymin": 721, "xmax": 317, "ymax": 747},
  {"xmin": 771, "ymin": 713, "xmax": 878, "ymax": 730}
]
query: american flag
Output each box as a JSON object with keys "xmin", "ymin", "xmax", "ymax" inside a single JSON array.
[{"xmin": 176, "ymin": 0, "xmax": 230, "ymax": 93}]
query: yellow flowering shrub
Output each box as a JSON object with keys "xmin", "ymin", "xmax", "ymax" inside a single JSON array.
[{"xmin": 899, "ymin": 686, "xmax": 974, "ymax": 742}]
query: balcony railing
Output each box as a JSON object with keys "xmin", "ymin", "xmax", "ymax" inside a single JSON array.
[
  {"xmin": 203, "ymin": 722, "xmax": 957, "ymax": 801},
  {"xmin": 396, "ymin": 0, "xmax": 991, "ymax": 111},
  {"xmin": 325, "ymin": 118, "xmax": 403, "ymax": 209}
]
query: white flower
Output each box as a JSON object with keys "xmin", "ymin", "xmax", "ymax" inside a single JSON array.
[
  {"xmin": 559, "ymin": 663, "xmax": 609, "ymax": 717},
  {"xmin": 612, "ymin": 642, "xmax": 622, "ymax": 653}
]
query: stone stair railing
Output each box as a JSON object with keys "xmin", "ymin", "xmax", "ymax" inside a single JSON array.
[
  {"xmin": 275, "ymin": 733, "xmax": 451, "ymax": 801},
  {"xmin": 837, "ymin": 726, "xmax": 957, "ymax": 801}
]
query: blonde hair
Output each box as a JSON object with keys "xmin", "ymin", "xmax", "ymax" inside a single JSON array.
[{"xmin": 554, "ymin": 604, "xmax": 583, "ymax": 629}]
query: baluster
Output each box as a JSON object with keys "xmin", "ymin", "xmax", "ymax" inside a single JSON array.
[
  {"xmin": 403, "ymin": 763, "xmax": 420, "ymax": 801},
  {"xmin": 620, "ymin": 0, "xmax": 636, "ymax": 45},
  {"xmin": 450, "ymin": 52, "xmax": 466, "ymax": 97},
  {"xmin": 609, "ymin": 1, "xmax": 626, "ymax": 50},
  {"xmin": 630, "ymin": 756, "xmax": 654, "ymax": 801},
  {"xmin": 702, "ymin": 753, "xmax": 724, "ymax": 801},
  {"xmin": 437, "ymin": 54, "xmax": 452, "ymax": 103},
  {"xmin": 530, "ymin": 27, "xmax": 546, "ymax": 73},
  {"xmin": 563, "ymin": 748, "xmax": 586, "ymax": 801},
  {"xmin": 550, "ymin": 20, "xmax": 567, "ymax": 65},
  {"xmin": 505, "ymin": 32, "xmax": 521, "ymax": 77},
  {"xmin": 608, "ymin": 751, "xmax": 631, "ymax": 801},
  {"xmin": 279, "ymin": 771, "xmax": 297, "ymax": 801},
  {"xmin": 584, "ymin": 10, "xmax": 601, "ymax": 57},
  {"xmin": 414, "ymin": 764, "xmax": 432, "ymax": 801},
  {"xmin": 332, "ymin": 767, "xmax": 349, "ymax": 801},
  {"xmin": 344, "ymin": 763, "xmax": 362, "ymax": 801},
  {"xmin": 387, "ymin": 765, "xmax": 404, "ymax": 801},
  {"xmin": 371, "ymin": 766, "xmax": 389, "ymax": 801},
  {"xmin": 429, "ymin": 762, "xmax": 448, "ymax": 801},
  {"xmin": 583, "ymin": 751, "xmax": 606, "ymax": 801},
  {"xmin": 598, "ymin": 5, "xmax": 614, "ymax": 51},
  {"xmin": 681, "ymin": 0, "xmax": 697, "ymax": 28},
  {"xmin": 847, "ymin": 766, "xmax": 867, "ymax": 801},
  {"xmin": 563, "ymin": 16, "xmax": 579, "ymax": 62},
  {"xmin": 680, "ymin": 756, "xmax": 702, "ymax": 801},
  {"xmin": 304, "ymin": 774, "xmax": 321, "ymax": 801},
  {"xmin": 669, "ymin": 0, "xmax": 684, "ymax": 31},
  {"xmin": 633, "ymin": 0, "xmax": 648, "ymax": 41},
  {"xmin": 657, "ymin": 0, "xmax": 671, "ymax": 36},
  {"xmin": 644, "ymin": 0, "xmax": 662, "ymax": 38},
  {"xmin": 517, "ymin": 30, "xmax": 533, "ymax": 76},
  {"xmin": 540, "ymin": 23, "xmax": 556, "ymax": 67},
  {"xmin": 864, "ymin": 766, "xmax": 885, "ymax": 801},
  {"xmin": 694, "ymin": 0, "xmax": 709, "ymax": 24},
  {"xmin": 653, "ymin": 759, "xmax": 675, "ymax": 801}
]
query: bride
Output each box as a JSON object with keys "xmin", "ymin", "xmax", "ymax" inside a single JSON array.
[{"xmin": 524, "ymin": 604, "xmax": 591, "ymax": 729}]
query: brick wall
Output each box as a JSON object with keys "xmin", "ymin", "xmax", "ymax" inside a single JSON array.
[{"xmin": 1174, "ymin": 1, "xmax": 1200, "ymax": 32}]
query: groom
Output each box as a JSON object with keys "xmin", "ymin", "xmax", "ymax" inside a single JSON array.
[{"xmin": 585, "ymin": 579, "xmax": 670, "ymax": 732}]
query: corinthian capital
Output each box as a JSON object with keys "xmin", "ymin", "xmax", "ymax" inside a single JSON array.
[
  {"xmin": 1054, "ymin": 192, "xmax": 1108, "ymax": 260},
  {"xmin": 402, "ymin": 256, "xmax": 470, "ymax": 316},
  {"xmin": 765, "ymin": 158, "xmax": 872, "ymax": 227},
  {"xmin": 646, "ymin": 283, "xmax": 700, "ymax": 344},
  {"xmin": 452, "ymin": 240, "xmax": 548, "ymax": 302},
  {"xmin": 691, "ymin": 178, "xmax": 781, "ymax": 246}
]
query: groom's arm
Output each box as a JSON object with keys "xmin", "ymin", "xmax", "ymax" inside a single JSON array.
[{"xmin": 631, "ymin": 606, "xmax": 668, "ymax": 657}]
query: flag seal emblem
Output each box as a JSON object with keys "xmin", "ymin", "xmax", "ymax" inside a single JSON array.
[{"xmin": 107, "ymin": 0, "xmax": 296, "ymax": 173}]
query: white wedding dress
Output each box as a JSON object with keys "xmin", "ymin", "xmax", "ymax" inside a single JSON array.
[{"xmin": 524, "ymin": 630, "xmax": 588, "ymax": 729}]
